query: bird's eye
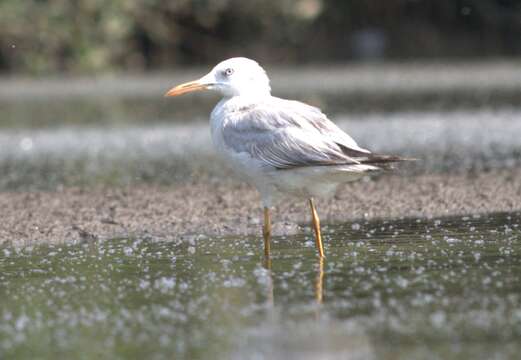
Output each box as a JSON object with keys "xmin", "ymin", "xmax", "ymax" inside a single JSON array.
[{"xmin": 224, "ymin": 68, "xmax": 234, "ymax": 76}]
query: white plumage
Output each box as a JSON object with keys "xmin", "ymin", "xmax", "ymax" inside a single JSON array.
[
  {"xmin": 210, "ymin": 95, "xmax": 378, "ymax": 206},
  {"xmin": 166, "ymin": 57, "xmax": 406, "ymax": 258}
]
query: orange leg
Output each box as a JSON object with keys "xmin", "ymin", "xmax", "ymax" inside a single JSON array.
[
  {"xmin": 309, "ymin": 198, "xmax": 325, "ymax": 258},
  {"xmin": 263, "ymin": 207, "xmax": 272, "ymax": 258}
]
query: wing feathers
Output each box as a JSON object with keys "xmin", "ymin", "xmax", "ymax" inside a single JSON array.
[{"xmin": 220, "ymin": 97, "xmax": 403, "ymax": 170}]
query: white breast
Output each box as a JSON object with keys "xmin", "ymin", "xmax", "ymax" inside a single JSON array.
[
  {"xmin": 209, "ymin": 99, "xmax": 228, "ymax": 158},
  {"xmin": 210, "ymin": 98, "xmax": 267, "ymax": 182},
  {"xmin": 209, "ymin": 97, "xmax": 370, "ymax": 207}
]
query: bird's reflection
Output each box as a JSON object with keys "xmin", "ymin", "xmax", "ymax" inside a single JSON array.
[
  {"xmin": 315, "ymin": 257, "xmax": 324, "ymax": 305},
  {"xmin": 313, "ymin": 256, "xmax": 325, "ymax": 320},
  {"xmin": 262, "ymin": 256, "xmax": 324, "ymax": 311},
  {"xmin": 263, "ymin": 257, "xmax": 274, "ymax": 307}
]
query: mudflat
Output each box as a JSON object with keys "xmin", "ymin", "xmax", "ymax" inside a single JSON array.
[{"xmin": 2, "ymin": 168, "xmax": 519, "ymax": 246}]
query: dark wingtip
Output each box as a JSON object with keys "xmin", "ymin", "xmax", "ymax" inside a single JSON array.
[{"xmin": 361, "ymin": 154, "xmax": 417, "ymax": 165}]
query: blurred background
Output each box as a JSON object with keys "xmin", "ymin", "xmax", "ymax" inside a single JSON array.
[
  {"xmin": 3, "ymin": 3, "xmax": 521, "ymax": 359},
  {"xmin": 1, "ymin": 0, "xmax": 521, "ymax": 189},
  {"xmin": 1, "ymin": 0, "xmax": 521, "ymax": 73}
]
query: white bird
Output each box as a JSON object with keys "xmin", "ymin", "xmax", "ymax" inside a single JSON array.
[{"xmin": 165, "ymin": 57, "xmax": 407, "ymax": 258}]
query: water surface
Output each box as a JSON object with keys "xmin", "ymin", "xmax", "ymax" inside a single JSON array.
[
  {"xmin": 2, "ymin": 108, "xmax": 521, "ymax": 190},
  {"xmin": 1, "ymin": 212, "xmax": 520, "ymax": 359}
]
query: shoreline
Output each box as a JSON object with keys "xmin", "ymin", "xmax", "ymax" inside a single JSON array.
[
  {"xmin": 1, "ymin": 169, "xmax": 520, "ymax": 247},
  {"xmin": 3, "ymin": 61, "xmax": 521, "ymax": 129},
  {"xmin": 2, "ymin": 61, "xmax": 521, "ymax": 100}
]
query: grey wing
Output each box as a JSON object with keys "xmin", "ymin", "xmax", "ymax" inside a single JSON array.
[
  {"xmin": 221, "ymin": 98, "xmax": 372, "ymax": 169},
  {"xmin": 284, "ymin": 99, "xmax": 370, "ymax": 154}
]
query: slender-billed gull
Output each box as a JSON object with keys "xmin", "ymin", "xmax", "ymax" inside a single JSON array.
[{"xmin": 165, "ymin": 57, "xmax": 408, "ymax": 258}]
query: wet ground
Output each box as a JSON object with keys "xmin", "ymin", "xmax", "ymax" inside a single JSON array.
[
  {"xmin": 1, "ymin": 212, "xmax": 520, "ymax": 359},
  {"xmin": 1, "ymin": 169, "xmax": 520, "ymax": 246},
  {"xmin": 1, "ymin": 108, "xmax": 521, "ymax": 190},
  {"xmin": 1, "ymin": 63, "xmax": 521, "ymax": 359}
]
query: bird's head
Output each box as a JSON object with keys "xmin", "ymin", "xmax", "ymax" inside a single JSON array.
[{"xmin": 165, "ymin": 57, "xmax": 271, "ymax": 98}]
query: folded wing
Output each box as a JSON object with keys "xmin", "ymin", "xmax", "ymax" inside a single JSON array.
[{"xmin": 221, "ymin": 97, "xmax": 402, "ymax": 170}]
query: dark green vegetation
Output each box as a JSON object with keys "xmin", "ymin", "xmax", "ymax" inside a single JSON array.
[
  {"xmin": 1, "ymin": 0, "xmax": 521, "ymax": 74},
  {"xmin": 1, "ymin": 212, "xmax": 520, "ymax": 359}
]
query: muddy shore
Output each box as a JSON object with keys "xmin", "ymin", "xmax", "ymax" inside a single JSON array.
[{"xmin": 1, "ymin": 168, "xmax": 520, "ymax": 247}]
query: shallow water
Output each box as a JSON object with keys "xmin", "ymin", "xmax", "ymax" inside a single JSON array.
[
  {"xmin": 2, "ymin": 108, "xmax": 521, "ymax": 190},
  {"xmin": 1, "ymin": 66, "xmax": 521, "ymax": 190},
  {"xmin": 2, "ymin": 62, "xmax": 521, "ymax": 127},
  {"xmin": 1, "ymin": 211, "xmax": 520, "ymax": 359}
]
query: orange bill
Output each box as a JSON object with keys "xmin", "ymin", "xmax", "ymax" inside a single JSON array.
[{"xmin": 164, "ymin": 80, "xmax": 208, "ymax": 97}]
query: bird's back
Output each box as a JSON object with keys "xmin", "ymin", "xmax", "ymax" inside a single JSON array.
[{"xmin": 211, "ymin": 95, "xmax": 382, "ymax": 167}]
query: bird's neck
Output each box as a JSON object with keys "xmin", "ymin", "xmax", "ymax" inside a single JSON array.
[
  {"xmin": 220, "ymin": 93, "xmax": 271, "ymax": 108},
  {"xmin": 213, "ymin": 94, "xmax": 270, "ymax": 118},
  {"xmin": 220, "ymin": 82, "xmax": 271, "ymax": 99},
  {"xmin": 222, "ymin": 90, "xmax": 271, "ymax": 102}
]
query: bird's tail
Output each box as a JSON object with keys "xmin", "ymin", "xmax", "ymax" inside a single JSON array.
[{"xmin": 360, "ymin": 153, "xmax": 416, "ymax": 170}]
